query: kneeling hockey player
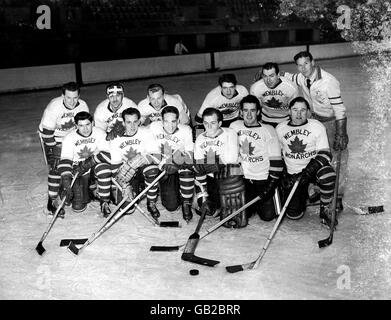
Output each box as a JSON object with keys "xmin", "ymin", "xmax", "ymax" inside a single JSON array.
[
  {"xmin": 275, "ymin": 97, "xmax": 336, "ymax": 227},
  {"xmin": 230, "ymin": 95, "xmax": 283, "ymax": 221},
  {"xmin": 149, "ymin": 106, "xmax": 195, "ymax": 222},
  {"xmin": 57, "ymin": 111, "xmax": 111, "ymax": 217}
]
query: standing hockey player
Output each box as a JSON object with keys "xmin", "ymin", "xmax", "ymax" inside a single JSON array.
[
  {"xmin": 94, "ymin": 82, "xmax": 138, "ymax": 141},
  {"xmin": 250, "ymin": 62, "xmax": 298, "ymax": 127},
  {"xmin": 195, "ymin": 74, "xmax": 248, "ymax": 128},
  {"xmin": 282, "ymin": 51, "xmax": 348, "ymax": 209},
  {"xmin": 149, "ymin": 106, "xmax": 195, "ymax": 222},
  {"xmin": 230, "ymin": 95, "xmax": 283, "ymax": 221},
  {"xmin": 193, "ymin": 108, "xmax": 246, "ymax": 228},
  {"xmin": 38, "ymin": 82, "xmax": 89, "ymax": 215},
  {"xmin": 110, "ymin": 108, "xmax": 162, "ymax": 218},
  {"xmin": 275, "ymin": 97, "xmax": 336, "ymax": 227},
  {"xmin": 137, "ymin": 83, "xmax": 190, "ymax": 126},
  {"xmin": 58, "ymin": 112, "xmax": 111, "ymax": 216}
]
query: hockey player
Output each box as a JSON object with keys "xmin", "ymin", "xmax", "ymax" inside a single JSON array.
[
  {"xmin": 110, "ymin": 107, "xmax": 162, "ymax": 218},
  {"xmin": 282, "ymin": 51, "xmax": 348, "ymax": 209},
  {"xmin": 149, "ymin": 106, "xmax": 195, "ymax": 222},
  {"xmin": 38, "ymin": 82, "xmax": 89, "ymax": 216},
  {"xmin": 137, "ymin": 83, "xmax": 190, "ymax": 126},
  {"xmin": 250, "ymin": 62, "xmax": 298, "ymax": 127},
  {"xmin": 230, "ymin": 95, "xmax": 283, "ymax": 221},
  {"xmin": 195, "ymin": 73, "xmax": 249, "ymax": 128},
  {"xmin": 275, "ymin": 97, "xmax": 336, "ymax": 228},
  {"xmin": 57, "ymin": 112, "xmax": 111, "ymax": 217},
  {"xmin": 94, "ymin": 82, "xmax": 138, "ymax": 141},
  {"xmin": 193, "ymin": 108, "xmax": 247, "ymax": 228}
]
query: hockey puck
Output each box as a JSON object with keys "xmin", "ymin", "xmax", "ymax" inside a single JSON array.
[{"xmin": 189, "ymin": 269, "xmax": 199, "ymax": 276}]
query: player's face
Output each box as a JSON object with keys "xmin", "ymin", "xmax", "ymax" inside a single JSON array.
[
  {"xmin": 296, "ymin": 57, "xmax": 315, "ymax": 78},
  {"xmin": 289, "ymin": 102, "xmax": 309, "ymax": 126},
  {"xmin": 108, "ymin": 93, "xmax": 123, "ymax": 110},
  {"xmin": 162, "ymin": 112, "xmax": 178, "ymax": 134},
  {"xmin": 63, "ymin": 90, "xmax": 80, "ymax": 109},
  {"xmin": 221, "ymin": 82, "xmax": 236, "ymax": 99},
  {"xmin": 242, "ymin": 102, "xmax": 259, "ymax": 126},
  {"xmin": 77, "ymin": 119, "xmax": 93, "ymax": 137},
  {"xmin": 148, "ymin": 90, "xmax": 164, "ymax": 109},
  {"xmin": 203, "ymin": 114, "xmax": 221, "ymax": 136},
  {"xmin": 262, "ymin": 68, "xmax": 279, "ymax": 88},
  {"xmin": 123, "ymin": 114, "xmax": 140, "ymax": 136}
]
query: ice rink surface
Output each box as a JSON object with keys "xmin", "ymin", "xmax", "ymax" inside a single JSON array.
[{"xmin": 0, "ymin": 56, "xmax": 390, "ymax": 300}]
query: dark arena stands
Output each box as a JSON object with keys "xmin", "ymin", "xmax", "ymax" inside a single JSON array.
[{"xmin": 0, "ymin": 0, "xmax": 344, "ymax": 68}]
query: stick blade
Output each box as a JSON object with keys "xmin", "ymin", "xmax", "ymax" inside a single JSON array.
[
  {"xmin": 67, "ymin": 241, "xmax": 80, "ymax": 255},
  {"xmin": 181, "ymin": 253, "xmax": 220, "ymax": 267},
  {"xmin": 59, "ymin": 238, "xmax": 88, "ymax": 247},
  {"xmin": 35, "ymin": 242, "xmax": 46, "ymax": 255},
  {"xmin": 318, "ymin": 235, "xmax": 333, "ymax": 248},
  {"xmin": 226, "ymin": 264, "xmax": 244, "ymax": 273},
  {"xmin": 150, "ymin": 245, "xmax": 180, "ymax": 252},
  {"xmin": 159, "ymin": 221, "xmax": 180, "ymax": 228}
]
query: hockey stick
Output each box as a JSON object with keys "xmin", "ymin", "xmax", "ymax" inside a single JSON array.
[
  {"xmin": 112, "ymin": 179, "xmax": 179, "ymax": 228},
  {"xmin": 181, "ymin": 205, "xmax": 220, "ymax": 267},
  {"xmin": 37, "ymin": 131, "xmax": 48, "ymax": 166},
  {"xmin": 67, "ymin": 171, "xmax": 166, "ymax": 255},
  {"xmin": 58, "ymin": 194, "xmax": 130, "ymax": 247},
  {"xmin": 150, "ymin": 194, "xmax": 263, "ymax": 251},
  {"xmin": 226, "ymin": 179, "xmax": 300, "ymax": 273},
  {"xmin": 35, "ymin": 173, "xmax": 79, "ymax": 255},
  {"xmin": 318, "ymin": 150, "xmax": 341, "ymax": 248}
]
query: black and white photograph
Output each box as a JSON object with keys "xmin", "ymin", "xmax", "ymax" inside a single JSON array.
[{"xmin": 0, "ymin": 0, "xmax": 390, "ymax": 306}]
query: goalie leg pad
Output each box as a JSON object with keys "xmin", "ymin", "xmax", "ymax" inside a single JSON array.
[
  {"xmin": 71, "ymin": 174, "xmax": 91, "ymax": 213},
  {"xmin": 160, "ymin": 173, "xmax": 180, "ymax": 211},
  {"xmin": 218, "ymin": 175, "xmax": 248, "ymax": 228}
]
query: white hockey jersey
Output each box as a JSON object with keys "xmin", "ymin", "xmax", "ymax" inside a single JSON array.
[{"xmin": 276, "ymin": 119, "xmax": 330, "ymax": 174}]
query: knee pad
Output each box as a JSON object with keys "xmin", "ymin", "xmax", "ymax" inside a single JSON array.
[
  {"xmin": 160, "ymin": 173, "xmax": 180, "ymax": 211},
  {"xmin": 71, "ymin": 174, "xmax": 91, "ymax": 212}
]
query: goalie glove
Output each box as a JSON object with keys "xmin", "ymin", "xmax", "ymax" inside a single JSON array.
[
  {"xmin": 333, "ymin": 118, "xmax": 349, "ymax": 151},
  {"xmin": 106, "ymin": 121, "xmax": 125, "ymax": 141},
  {"xmin": 72, "ymin": 156, "xmax": 97, "ymax": 176},
  {"xmin": 115, "ymin": 154, "xmax": 149, "ymax": 188}
]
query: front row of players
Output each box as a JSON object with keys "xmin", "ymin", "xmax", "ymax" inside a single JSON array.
[{"xmin": 44, "ymin": 96, "xmax": 337, "ymax": 229}]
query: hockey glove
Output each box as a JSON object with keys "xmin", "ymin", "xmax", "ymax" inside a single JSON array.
[
  {"xmin": 299, "ymin": 158, "xmax": 322, "ymax": 186},
  {"xmin": 258, "ymin": 177, "xmax": 280, "ymax": 203},
  {"xmin": 46, "ymin": 146, "xmax": 60, "ymax": 170},
  {"xmin": 333, "ymin": 118, "xmax": 349, "ymax": 151},
  {"xmin": 60, "ymin": 174, "xmax": 73, "ymax": 202},
  {"xmin": 73, "ymin": 156, "xmax": 97, "ymax": 176}
]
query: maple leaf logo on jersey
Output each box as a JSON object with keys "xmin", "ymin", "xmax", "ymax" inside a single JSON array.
[
  {"xmin": 125, "ymin": 147, "xmax": 139, "ymax": 160},
  {"xmin": 77, "ymin": 146, "xmax": 93, "ymax": 159},
  {"xmin": 288, "ymin": 136, "xmax": 307, "ymax": 153},
  {"xmin": 205, "ymin": 147, "xmax": 219, "ymax": 164},
  {"xmin": 240, "ymin": 138, "xmax": 255, "ymax": 156},
  {"xmin": 160, "ymin": 141, "xmax": 173, "ymax": 158},
  {"xmin": 265, "ymin": 97, "xmax": 283, "ymax": 109},
  {"xmin": 61, "ymin": 119, "xmax": 75, "ymax": 130}
]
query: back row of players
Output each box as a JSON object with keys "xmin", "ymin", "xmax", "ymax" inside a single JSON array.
[{"xmin": 38, "ymin": 51, "xmax": 349, "ymax": 229}]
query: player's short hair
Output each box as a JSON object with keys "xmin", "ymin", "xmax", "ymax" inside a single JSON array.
[
  {"xmin": 106, "ymin": 82, "xmax": 124, "ymax": 96},
  {"xmin": 294, "ymin": 51, "xmax": 313, "ymax": 63},
  {"xmin": 289, "ymin": 97, "xmax": 310, "ymax": 110},
  {"xmin": 161, "ymin": 106, "xmax": 179, "ymax": 120},
  {"xmin": 262, "ymin": 62, "xmax": 279, "ymax": 75},
  {"xmin": 218, "ymin": 74, "xmax": 237, "ymax": 87},
  {"xmin": 62, "ymin": 82, "xmax": 80, "ymax": 95},
  {"xmin": 147, "ymin": 83, "xmax": 165, "ymax": 95},
  {"xmin": 240, "ymin": 95, "xmax": 261, "ymax": 112},
  {"xmin": 122, "ymin": 107, "xmax": 141, "ymax": 121},
  {"xmin": 202, "ymin": 108, "xmax": 223, "ymax": 123},
  {"xmin": 74, "ymin": 111, "xmax": 93, "ymax": 124}
]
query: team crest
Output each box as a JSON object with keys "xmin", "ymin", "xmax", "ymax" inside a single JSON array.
[
  {"xmin": 288, "ymin": 136, "xmax": 307, "ymax": 153},
  {"xmin": 77, "ymin": 146, "xmax": 93, "ymax": 159}
]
